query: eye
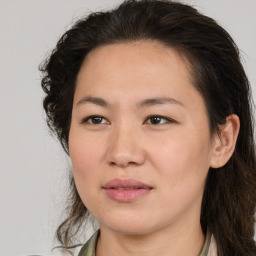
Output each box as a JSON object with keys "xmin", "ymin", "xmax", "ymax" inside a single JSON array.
[
  {"xmin": 81, "ymin": 115, "xmax": 109, "ymax": 125},
  {"xmin": 145, "ymin": 115, "xmax": 174, "ymax": 125}
]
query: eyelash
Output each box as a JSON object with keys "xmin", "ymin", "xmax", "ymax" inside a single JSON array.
[
  {"xmin": 81, "ymin": 115, "xmax": 109, "ymax": 125},
  {"xmin": 145, "ymin": 115, "xmax": 175, "ymax": 125},
  {"xmin": 81, "ymin": 115, "xmax": 176, "ymax": 125}
]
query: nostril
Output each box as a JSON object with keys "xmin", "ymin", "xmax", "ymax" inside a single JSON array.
[
  {"xmin": 109, "ymin": 161, "xmax": 138, "ymax": 168},
  {"xmin": 110, "ymin": 161, "xmax": 116, "ymax": 166}
]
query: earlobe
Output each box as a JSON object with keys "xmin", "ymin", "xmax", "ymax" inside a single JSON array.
[{"xmin": 210, "ymin": 114, "xmax": 240, "ymax": 168}]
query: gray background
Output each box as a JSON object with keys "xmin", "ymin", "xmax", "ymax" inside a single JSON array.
[{"xmin": 0, "ymin": 0, "xmax": 255, "ymax": 255}]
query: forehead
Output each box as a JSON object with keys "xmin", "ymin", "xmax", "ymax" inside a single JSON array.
[
  {"xmin": 73, "ymin": 40, "xmax": 209, "ymax": 129},
  {"xmin": 75, "ymin": 41, "xmax": 201, "ymax": 106},
  {"xmin": 83, "ymin": 40, "xmax": 192, "ymax": 75},
  {"xmin": 76, "ymin": 40, "xmax": 195, "ymax": 95}
]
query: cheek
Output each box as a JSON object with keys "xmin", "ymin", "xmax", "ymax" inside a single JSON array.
[
  {"xmin": 151, "ymin": 129, "xmax": 212, "ymax": 186},
  {"xmin": 152, "ymin": 134, "xmax": 211, "ymax": 215},
  {"xmin": 69, "ymin": 132, "xmax": 105, "ymax": 209},
  {"xmin": 68, "ymin": 130, "xmax": 107, "ymax": 200},
  {"xmin": 69, "ymin": 131, "xmax": 104, "ymax": 171}
]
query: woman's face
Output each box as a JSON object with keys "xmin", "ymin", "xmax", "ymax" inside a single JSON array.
[{"xmin": 69, "ymin": 41, "xmax": 216, "ymax": 235}]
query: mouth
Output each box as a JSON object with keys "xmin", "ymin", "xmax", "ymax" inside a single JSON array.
[
  {"xmin": 102, "ymin": 178, "xmax": 153, "ymax": 202},
  {"xmin": 109, "ymin": 187, "xmax": 146, "ymax": 190}
]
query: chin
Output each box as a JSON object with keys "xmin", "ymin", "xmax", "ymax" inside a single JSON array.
[
  {"xmin": 106, "ymin": 224, "xmax": 153, "ymax": 235},
  {"xmin": 98, "ymin": 212, "xmax": 161, "ymax": 235}
]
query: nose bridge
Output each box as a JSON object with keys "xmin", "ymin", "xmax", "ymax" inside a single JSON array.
[{"xmin": 106, "ymin": 121, "xmax": 145, "ymax": 167}]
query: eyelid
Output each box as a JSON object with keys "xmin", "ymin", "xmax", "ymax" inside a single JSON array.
[
  {"xmin": 80, "ymin": 114, "xmax": 177, "ymax": 125},
  {"xmin": 81, "ymin": 115, "xmax": 110, "ymax": 125},
  {"xmin": 144, "ymin": 115, "xmax": 177, "ymax": 125}
]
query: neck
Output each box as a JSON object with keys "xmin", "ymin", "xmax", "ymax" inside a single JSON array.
[{"xmin": 96, "ymin": 222, "xmax": 205, "ymax": 256}]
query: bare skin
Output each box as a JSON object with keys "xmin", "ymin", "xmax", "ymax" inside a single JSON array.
[{"xmin": 69, "ymin": 41, "xmax": 239, "ymax": 256}]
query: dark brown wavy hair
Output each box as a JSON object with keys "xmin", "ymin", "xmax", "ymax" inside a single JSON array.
[{"xmin": 39, "ymin": 0, "xmax": 256, "ymax": 255}]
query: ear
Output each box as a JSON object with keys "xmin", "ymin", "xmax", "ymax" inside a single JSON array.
[{"xmin": 210, "ymin": 114, "xmax": 240, "ymax": 168}]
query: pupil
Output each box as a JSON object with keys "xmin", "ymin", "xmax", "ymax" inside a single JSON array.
[
  {"xmin": 151, "ymin": 117, "xmax": 160, "ymax": 124},
  {"xmin": 92, "ymin": 117, "xmax": 102, "ymax": 124}
]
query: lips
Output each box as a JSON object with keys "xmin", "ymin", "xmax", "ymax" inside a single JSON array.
[{"xmin": 102, "ymin": 178, "xmax": 153, "ymax": 202}]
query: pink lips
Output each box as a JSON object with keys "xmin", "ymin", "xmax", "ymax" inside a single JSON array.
[{"xmin": 103, "ymin": 178, "xmax": 152, "ymax": 202}]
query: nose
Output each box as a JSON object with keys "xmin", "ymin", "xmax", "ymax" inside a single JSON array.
[{"xmin": 106, "ymin": 125, "xmax": 146, "ymax": 168}]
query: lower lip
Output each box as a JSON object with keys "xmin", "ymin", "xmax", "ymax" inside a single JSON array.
[{"xmin": 104, "ymin": 188, "xmax": 151, "ymax": 202}]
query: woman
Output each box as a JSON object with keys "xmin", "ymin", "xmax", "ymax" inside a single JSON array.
[{"xmin": 40, "ymin": 0, "xmax": 256, "ymax": 255}]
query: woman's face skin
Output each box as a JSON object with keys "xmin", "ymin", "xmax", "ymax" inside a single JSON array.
[{"xmin": 69, "ymin": 41, "xmax": 217, "ymax": 244}]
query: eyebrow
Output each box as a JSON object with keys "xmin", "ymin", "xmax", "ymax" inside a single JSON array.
[
  {"xmin": 76, "ymin": 96, "xmax": 184, "ymax": 108},
  {"xmin": 76, "ymin": 96, "xmax": 109, "ymax": 107},
  {"xmin": 137, "ymin": 97, "xmax": 184, "ymax": 108}
]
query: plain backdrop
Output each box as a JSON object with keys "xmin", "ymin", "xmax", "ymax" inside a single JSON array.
[{"xmin": 0, "ymin": 0, "xmax": 255, "ymax": 255}]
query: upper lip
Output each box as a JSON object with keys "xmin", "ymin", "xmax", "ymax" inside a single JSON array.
[{"xmin": 103, "ymin": 178, "xmax": 153, "ymax": 189}]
